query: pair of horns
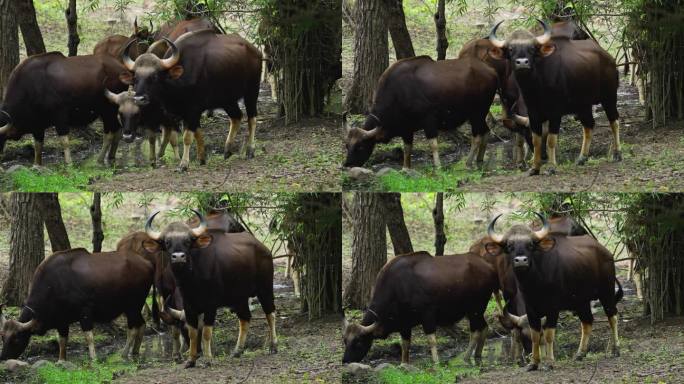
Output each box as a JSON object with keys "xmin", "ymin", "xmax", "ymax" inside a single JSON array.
[
  {"xmin": 487, "ymin": 212, "xmax": 549, "ymax": 243},
  {"xmin": 342, "ymin": 316, "xmax": 378, "ymax": 336},
  {"xmin": 342, "ymin": 111, "xmax": 380, "ymax": 138},
  {"xmin": 489, "ymin": 19, "xmax": 552, "ymax": 48},
  {"xmin": 0, "ymin": 305, "xmax": 35, "ymax": 333},
  {"xmin": 145, "ymin": 209, "xmax": 207, "ymax": 241},
  {"xmin": 122, "ymin": 37, "xmax": 180, "ymax": 72}
]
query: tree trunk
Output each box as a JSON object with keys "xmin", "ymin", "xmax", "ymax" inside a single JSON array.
[
  {"xmin": 90, "ymin": 193, "xmax": 104, "ymax": 253},
  {"xmin": 2, "ymin": 193, "xmax": 45, "ymax": 306},
  {"xmin": 434, "ymin": 0, "xmax": 448, "ymax": 60},
  {"xmin": 65, "ymin": 0, "xmax": 79, "ymax": 56},
  {"xmin": 384, "ymin": 0, "xmax": 414, "ymax": 59},
  {"xmin": 379, "ymin": 193, "xmax": 413, "ymax": 255},
  {"xmin": 344, "ymin": 193, "xmax": 387, "ymax": 308},
  {"xmin": 16, "ymin": 0, "xmax": 45, "ymax": 56},
  {"xmin": 287, "ymin": 193, "xmax": 342, "ymax": 320},
  {"xmin": 0, "ymin": 0, "xmax": 19, "ymax": 97},
  {"xmin": 433, "ymin": 192, "xmax": 447, "ymax": 255},
  {"xmin": 344, "ymin": 0, "xmax": 388, "ymax": 113},
  {"xmin": 41, "ymin": 193, "xmax": 70, "ymax": 252}
]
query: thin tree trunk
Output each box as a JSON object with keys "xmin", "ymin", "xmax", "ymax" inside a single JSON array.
[
  {"xmin": 384, "ymin": 0, "xmax": 415, "ymax": 59},
  {"xmin": 433, "ymin": 192, "xmax": 446, "ymax": 256},
  {"xmin": 380, "ymin": 193, "xmax": 413, "ymax": 255},
  {"xmin": 90, "ymin": 193, "xmax": 104, "ymax": 253},
  {"xmin": 42, "ymin": 193, "xmax": 70, "ymax": 252},
  {"xmin": 2, "ymin": 193, "xmax": 45, "ymax": 306},
  {"xmin": 16, "ymin": 0, "xmax": 45, "ymax": 56},
  {"xmin": 0, "ymin": 0, "xmax": 19, "ymax": 97},
  {"xmin": 344, "ymin": 0, "xmax": 388, "ymax": 113},
  {"xmin": 344, "ymin": 193, "xmax": 387, "ymax": 308},
  {"xmin": 65, "ymin": 0, "xmax": 79, "ymax": 56},
  {"xmin": 434, "ymin": 0, "xmax": 448, "ymax": 60}
]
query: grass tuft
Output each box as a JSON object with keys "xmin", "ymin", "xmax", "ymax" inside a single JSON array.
[
  {"xmin": 377, "ymin": 165, "xmax": 481, "ymax": 192},
  {"xmin": 4, "ymin": 165, "xmax": 114, "ymax": 192},
  {"xmin": 34, "ymin": 355, "xmax": 136, "ymax": 384}
]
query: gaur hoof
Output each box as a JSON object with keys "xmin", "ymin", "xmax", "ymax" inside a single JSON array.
[
  {"xmin": 525, "ymin": 363, "xmax": 538, "ymax": 372},
  {"xmin": 612, "ymin": 151, "xmax": 623, "ymax": 162},
  {"xmin": 246, "ymin": 147, "xmax": 255, "ymax": 159},
  {"xmin": 178, "ymin": 163, "xmax": 189, "ymax": 172},
  {"xmin": 545, "ymin": 167, "xmax": 557, "ymax": 175},
  {"xmin": 232, "ymin": 349, "xmax": 243, "ymax": 358},
  {"xmin": 201, "ymin": 359, "xmax": 212, "ymax": 368},
  {"xmin": 611, "ymin": 347, "xmax": 620, "ymax": 357},
  {"xmin": 473, "ymin": 357, "xmax": 483, "ymax": 366},
  {"xmin": 574, "ymin": 352, "xmax": 586, "ymax": 361},
  {"xmin": 199, "ymin": 158, "xmax": 206, "ymax": 166},
  {"xmin": 576, "ymin": 155, "xmax": 589, "ymax": 165},
  {"xmin": 184, "ymin": 360, "xmax": 196, "ymax": 369},
  {"xmin": 150, "ymin": 161, "xmax": 157, "ymax": 169},
  {"xmin": 269, "ymin": 344, "xmax": 278, "ymax": 354},
  {"xmin": 541, "ymin": 363, "xmax": 554, "ymax": 371},
  {"xmin": 224, "ymin": 151, "xmax": 234, "ymax": 160},
  {"xmin": 527, "ymin": 168, "xmax": 540, "ymax": 176}
]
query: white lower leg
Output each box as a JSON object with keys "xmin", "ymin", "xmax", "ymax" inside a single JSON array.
[
  {"xmin": 429, "ymin": 138, "xmax": 441, "ymax": 169},
  {"xmin": 85, "ymin": 330, "xmax": 97, "ymax": 360},
  {"xmin": 60, "ymin": 135, "xmax": 72, "ymax": 164},
  {"xmin": 402, "ymin": 142, "xmax": 412, "ymax": 169},
  {"xmin": 401, "ymin": 338, "xmax": 410, "ymax": 364},
  {"xmin": 33, "ymin": 139, "xmax": 43, "ymax": 166},
  {"xmin": 266, "ymin": 312, "xmax": 278, "ymax": 353},
  {"xmin": 426, "ymin": 333, "xmax": 439, "ymax": 364},
  {"xmin": 202, "ymin": 325, "xmax": 213, "ymax": 359},
  {"xmin": 58, "ymin": 335, "xmax": 68, "ymax": 361}
]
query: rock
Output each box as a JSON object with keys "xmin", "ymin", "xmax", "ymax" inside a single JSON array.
[
  {"xmin": 6, "ymin": 164, "xmax": 27, "ymax": 174},
  {"xmin": 31, "ymin": 360, "xmax": 51, "ymax": 370},
  {"xmin": 348, "ymin": 167, "xmax": 374, "ymax": 181},
  {"xmin": 400, "ymin": 168, "xmax": 420, "ymax": 178},
  {"xmin": 346, "ymin": 362, "xmax": 372, "ymax": 374},
  {"xmin": 399, "ymin": 363, "xmax": 418, "ymax": 372},
  {"xmin": 4, "ymin": 359, "xmax": 29, "ymax": 372},
  {"xmin": 55, "ymin": 360, "xmax": 77, "ymax": 370},
  {"xmin": 373, "ymin": 363, "xmax": 394, "ymax": 372},
  {"xmin": 376, "ymin": 167, "xmax": 397, "ymax": 177}
]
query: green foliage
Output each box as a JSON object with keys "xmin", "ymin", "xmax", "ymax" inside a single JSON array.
[
  {"xmin": 4, "ymin": 166, "xmax": 114, "ymax": 192},
  {"xmin": 34, "ymin": 356, "xmax": 135, "ymax": 384},
  {"xmin": 378, "ymin": 359, "xmax": 479, "ymax": 384},
  {"xmin": 377, "ymin": 166, "xmax": 481, "ymax": 192}
]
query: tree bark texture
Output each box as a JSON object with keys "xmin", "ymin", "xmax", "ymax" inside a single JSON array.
[
  {"xmin": 65, "ymin": 0, "xmax": 79, "ymax": 56},
  {"xmin": 383, "ymin": 0, "xmax": 415, "ymax": 59},
  {"xmin": 16, "ymin": 0, "xmax": 45, "ymax": 56},
  {"xmin": 90, "ymin": 193, "xmax": 104, "ymax": 253},
  {"xmin": 0, "ymin": 0, "xmax": 19, "ymax": 97},
  {"xmin": 41, "ymin": 193, "xmax": 70, "ymax": 252},
  {"xmin": 2, "ymin": 193, "xmax": 45, "ymax": 306},
  {"xmin": 433, "ymin": 192, "xmax": 447, "ymax": 256},
  {"xmin": 379, "ymin": 193, "xmax": 413, "ymax": 255},
  {"xmin": 344, "ymin": 0, "xmax": 388, "ymax": 113},
  {"xmin": 344, "ymin": 192, "xmax": 387, "ymax": 308},
  {"xmin": 434, "ymin": 0, "xmax": 448, "ymax": 60}
]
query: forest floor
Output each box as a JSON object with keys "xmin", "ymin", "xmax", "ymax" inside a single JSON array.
[
  {"xmin": 0, "ymin": 260, "xmax": 346, "ymax": 384},
  {"xmin": 342, "ymin": 76, "xmax": 684, "ymax": 193},
  {"xmin": 0, "ymin": 85, "xmax": 343, "ymax": 193}
]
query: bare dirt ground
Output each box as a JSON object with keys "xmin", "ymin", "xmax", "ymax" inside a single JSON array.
[{"xmin": 344, "ymin": 76, "xmax": 684, "ymax": 193}]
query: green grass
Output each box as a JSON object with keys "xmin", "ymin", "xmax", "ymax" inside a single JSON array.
[
  {"xmin": 377, "ymin": 164, "xmax": 482, "ymax": 192},
  {"xmin": 5, "ymin": 165, "xmax": 114, "ymax": 192},
  {"xmin": 378, "ymin": 359, "xmax": 480, "ymax": 384},
  {"xmin": 33, "ymin": 355, "xmax": 136, "ymax": 384}
]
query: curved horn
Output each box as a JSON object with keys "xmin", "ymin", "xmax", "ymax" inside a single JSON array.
[
  {"xmin": 361, "ymin": 127, "xmax": 380, "ymax": 139},
  {"xmin": 512, "ymin": 114, "xmax": 530, "ymax": 127},
  {"xmin": 13, "ymin": 318, "xmax": 36, "ymax": 332},
  {"xmin": 166, "ymin": 307, "xmax": 185, "ymax": 322},
  {"xmin": 146, "ymin": 39, "xmax": 168, "ymax": 55},
  {"xmin": 342, "ymin": 112, "xmax": 352, "ymax": 133},
  {"xmin": 159, "ymin": 38, "xmax": 180, "ymax": 70},
  {"xmin": 104, "ymin": 89, "xmax": 121, "ymax": 105},
  {"xmin": 121, "ymin": 38, "xmax": 137, "ymax": 71},
  {"xmin": 533, "ymin": 212, "xmax": 549, "ymax": 240},
  {"xmin": 358, "ymin": 321, "xmax": 378, "ymax": 335},
  {"xmin": 487, "ymin": 213, "xmax": 505, "ymax": 244},
  {"xmin": 535, "ymin": 19, "xmax": 552, "ymax": 45},
  {"xmin": 505, "ymin": 312, "xmax": 528, "ymax": 328},
  {"xmin": 342, "ymin": 316, "xmax": 349, "ymax": 331},
  {"xmin": 0, "ymin": 123, "xmax": 10, "ymax": 135},
  {"xmin": 149, "ymin": 19, "xmax": 154, "ymax": 33},
  {"xmin": 489, "ymin": 20, "xmax": 506, "ymax": 48},
  {"xmin": 145, "ymin": 210, "xmax": 162, "ymax": 241},
  {"xmin": 134, "ymin": 16, "xmax": 139, "ymax": 33},
  {"xmin": 189, "ymin": 209, "xmax": 207, "ymax": 237}
]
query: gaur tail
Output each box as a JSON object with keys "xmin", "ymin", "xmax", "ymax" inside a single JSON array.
[
  {"xmin": 151, "ymin": 283, "xmax": 160, "ymax": 328},
  {"xmin": 615, "ymin": 277, "xmax": 624, "ymax": 302}
]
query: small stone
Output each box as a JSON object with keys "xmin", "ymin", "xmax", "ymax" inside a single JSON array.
[
  {"xmin": 4, "ymin": 359, "xmax": 29, "ymax": 371},
  {"xmin": 6, "ymin": 164, "xmax": 27, "ymax": 174},
  {"xmin": 373, "ymin": 363, "xmax": 393, "ymax": 372},
  {"xmin": 399, "ymin": 363, "xmax": 418, "ymax": 372},
  {"xmin": 348, "ymin": 167, "xmax": 374, "ymax": 181},
  {"xmin": 400, "ymin": 168, "xmax": 420, "ymax": 178},
  {"xmin": 31, "ymin": 359, "xmax": 51, "ymax": 370},
  {"xmin": 346, "ymin": 362, "xmax": 372, "ymax": 373},
  {"xmin": 376, "ymin": 167, "xmax": 396, "ymax": 177},
  {"xmin": 55, "ymin": 360, "xmax": 77, "ymax": 370}
]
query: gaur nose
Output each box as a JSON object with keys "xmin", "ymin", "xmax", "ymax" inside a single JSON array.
[
  {"xmin": 171, "ymin": 252, "xmax": 186, "ymax": 263},
  {"xmin": 515, "ymin": 58, "xmax": 530, "ymax": 67},
  {"xmin": 513, "ymin": 255, "xmax": 529, "ymax": 267}
]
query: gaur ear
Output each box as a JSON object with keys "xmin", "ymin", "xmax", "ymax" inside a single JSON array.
[
  {"xmin": 536, "ymin": 237, "xmax": 556, "ymax": 252},
  {"xmin": 484, "ymin": 242, "xmax": 503, "ymax": 256},
  {"xmin": 488, "ymin": 46, "xmax": 504, "ymax": 60},
  {"xmin": 119, "ymin": 72, "xmax": 134, "ymax": 85},
  {"xmin": 194, "ymin": 233, "xmax": 212, "ymax": 248},
  {"xmin": 142, "ymin": 239, "xmax": 160, "ymax": 253},
  {"xmin": 539, "ymin": 43, "xmax": 556, "ymax": 57},
  {"xmin": 168, "ymin": 65, "xmax": 184, "ymax": 80}
]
